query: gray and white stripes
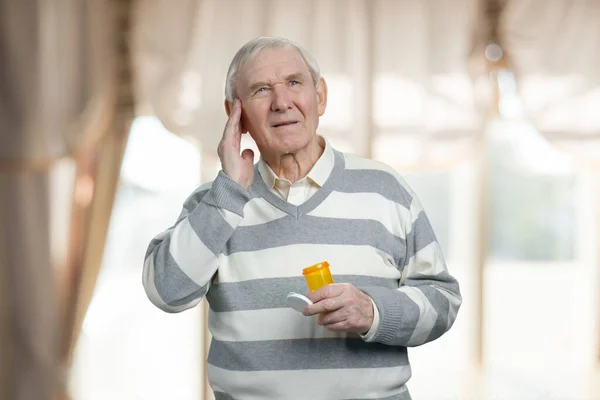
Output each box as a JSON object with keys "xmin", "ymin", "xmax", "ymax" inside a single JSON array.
[{"xmin": 143, "ymin": 150, "xmax": 461, "ymax": 399}]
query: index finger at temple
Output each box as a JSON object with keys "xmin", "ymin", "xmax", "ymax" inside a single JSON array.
[{"xmin": 225, "ymin": 99, "xmax": 241, "ymax": 133}]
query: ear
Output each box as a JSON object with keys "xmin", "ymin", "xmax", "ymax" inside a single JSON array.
[
  {"xmin": 316, "ymin": 77, "xmax": 328, "ymax": 116},
  {"xmin": 224, "ymin": 99, "xmax": 232, "ymax": 117}
]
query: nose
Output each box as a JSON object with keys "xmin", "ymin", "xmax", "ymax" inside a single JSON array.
[{"xmin": 270, "ymin": 85, "xmax": 292, "ymax": 112}]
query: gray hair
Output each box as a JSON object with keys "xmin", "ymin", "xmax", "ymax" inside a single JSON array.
[{"xmin": 224, "ymin": 37, "xmax": 321, "ymax": 102}]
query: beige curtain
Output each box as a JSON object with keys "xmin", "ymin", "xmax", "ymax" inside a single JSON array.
[
  {"xmin": 59, "ymin": 1, "xmax": 135, "ymax": 397},
  {"xmin": 133, "ymin": 0, "xmax": 485, "ymax": 172},
  {"xmin": 498, "ymin": 0, "xmax": 600, "ymax": 165},
  {"xmin": 0, "ymin": 0, "xmax": 117, "ymax": 168},
  {"xmin": 0, "ymin": 1, "xmax": 118, "ymax": 399}
]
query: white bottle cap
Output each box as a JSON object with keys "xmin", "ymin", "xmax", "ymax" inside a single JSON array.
[{"xmin": 286, "ymin": 292, "xmax": 313, "ymax": 312}]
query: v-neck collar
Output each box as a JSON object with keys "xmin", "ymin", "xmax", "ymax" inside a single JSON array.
[
  {"xmin": 257, "ymin": 136, "xmax": 335, "ymax": 190},
  {"xmin": 250, "ymin": 149, "xmax": 345, "ymax": 219}
]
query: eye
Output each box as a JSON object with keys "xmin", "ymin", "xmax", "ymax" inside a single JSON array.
[{"xmin": 290, "ymin": 80, "xmax": 300, "ymax": 86}]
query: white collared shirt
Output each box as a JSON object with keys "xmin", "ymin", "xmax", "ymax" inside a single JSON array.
[
  {"xmin": 256, "ymin": 136, "xmax": 381, "ymax": 341},
  {"xmin": 257, "ymin": 137, "xmax": 333, "ymax": 206}
]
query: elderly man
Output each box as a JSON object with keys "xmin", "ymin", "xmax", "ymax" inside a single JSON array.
[{"xmin": 143, "ymin": 37, "xmax": 461, "ymax": 400}]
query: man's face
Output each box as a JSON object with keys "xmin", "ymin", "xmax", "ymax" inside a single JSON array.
[{"xmin": 234, "ymin": 47, "xmax": 327, "ymax": 157}]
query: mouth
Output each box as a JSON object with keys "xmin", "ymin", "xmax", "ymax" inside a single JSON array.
[{"xmin": 271, "ymin": 121, "xmax": 298, "ymax": 128}]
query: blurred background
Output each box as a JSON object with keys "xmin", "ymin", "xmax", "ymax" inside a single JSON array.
[{"xmin": 1, "ymin": 0, "xmax": 599, "ymax": 399}]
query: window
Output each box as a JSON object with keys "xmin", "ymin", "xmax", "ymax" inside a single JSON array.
[
  {"xmin": 488, "ymin": 118, "xmax": 577, "ymax": 262},
  {"xmin": 69, "ymin": 117, "xmax": 204, "ymax": 400}
]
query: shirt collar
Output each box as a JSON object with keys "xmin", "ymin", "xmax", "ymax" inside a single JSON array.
[{"xmin": 257, "ymin": 136, "xmax": 335, "ymax": 188}]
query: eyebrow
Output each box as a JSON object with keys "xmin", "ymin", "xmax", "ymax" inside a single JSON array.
[{"xmin": 247, "ymin": 73, "xmax": 308, "ymax": 94}]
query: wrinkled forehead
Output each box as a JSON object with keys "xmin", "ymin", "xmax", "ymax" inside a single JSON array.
[{"xmin": 237, "ymin": 47, "xmax": 311, "ymax": 91}]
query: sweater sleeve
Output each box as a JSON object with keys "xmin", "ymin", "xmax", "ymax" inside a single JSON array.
[
  {"xmin": 142, "ymin": 171, "xmax": 252, "ymax": 313},
  {"xmin": 360, "ymin": 192, "xmax": 462, "ymax": 347}
]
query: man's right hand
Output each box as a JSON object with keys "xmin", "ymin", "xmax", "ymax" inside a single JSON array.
[{"xmin": 218, "ymin": 99, "xmax": 255, "ymax": 190}]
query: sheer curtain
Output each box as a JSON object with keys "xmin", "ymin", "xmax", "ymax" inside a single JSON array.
[
  {"xmin": 133, "ymin": 0, "xmax": 483, "ymax": 168},
  {"xmin": 499, "ymin": 0, "xmax": 600, "ymax": 165}
]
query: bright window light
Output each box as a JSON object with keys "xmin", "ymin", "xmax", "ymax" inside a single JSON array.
[
  {"xmin": 318, "ymin": 74, "xmax": 353, "ymax": 131},
  {"xmin": 121, "ymin": 116, "xmax": 200, "ymax": 194},
  {"xmin": 374, "ymin": 76, "xmax": 424, "ymax": 128}
]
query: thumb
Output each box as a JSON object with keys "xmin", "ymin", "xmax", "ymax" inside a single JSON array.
[{"xmin": 241, "ymin": 148, "xmax": 254, "ymax": 164}]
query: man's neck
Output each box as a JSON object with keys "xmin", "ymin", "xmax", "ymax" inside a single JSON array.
[{"xmin": 263, "ymin": 136, "xmax": 324, "ymax": 184}]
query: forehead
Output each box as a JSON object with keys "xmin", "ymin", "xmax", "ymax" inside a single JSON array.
[{"xmin": 237, "ymin": 47, "xmax": 311, "ymax": 87}]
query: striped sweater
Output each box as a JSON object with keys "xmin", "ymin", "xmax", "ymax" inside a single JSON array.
[{"xmin": 143, "ymin": 148, "xmax": 462, "ymax": 400}]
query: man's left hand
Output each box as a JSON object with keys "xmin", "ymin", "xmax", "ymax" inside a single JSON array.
[{"xmin": 303, "ymin": 283, "xmax": 374, "ymax": 334}]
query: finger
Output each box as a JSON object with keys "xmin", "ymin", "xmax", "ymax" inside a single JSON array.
[
  {"xmin": 224, "ymin": 99, "xmax": 242, "ymax": 137},
  {"xmin": 305, "ymin": 283, "xmax": 344, "ymax": 304},
  {"xmin": 317, "ymin": 310, "xmax": 346, "ymax": 326},
  {"xmin": 323, "ymin": 321, "xmax": 351, "ymax": 332},
  {"xmin": 302, "ymin": 296, "xmax": 342, "ymax": 316}
]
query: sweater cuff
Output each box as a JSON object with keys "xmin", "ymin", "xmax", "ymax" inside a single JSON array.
[
  {"xmin": 201, "ymin": 171, "xmax": 252, "ymax": 216},
  {"xmin": 358, "ymin": 286, "xmax": 415, "ymax": 345},
  {"xmin": 359, "ymin": 297, "xmax": 380, "ymax": 342}
]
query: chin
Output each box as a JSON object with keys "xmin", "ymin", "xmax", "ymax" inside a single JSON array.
[
  {"xmin": 275, "ymin": 134, "xmax": 314, "ymax": 154},
  {"xmin": 252, "ymin": 126, "xmax": 317, "ymax": 155}
]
